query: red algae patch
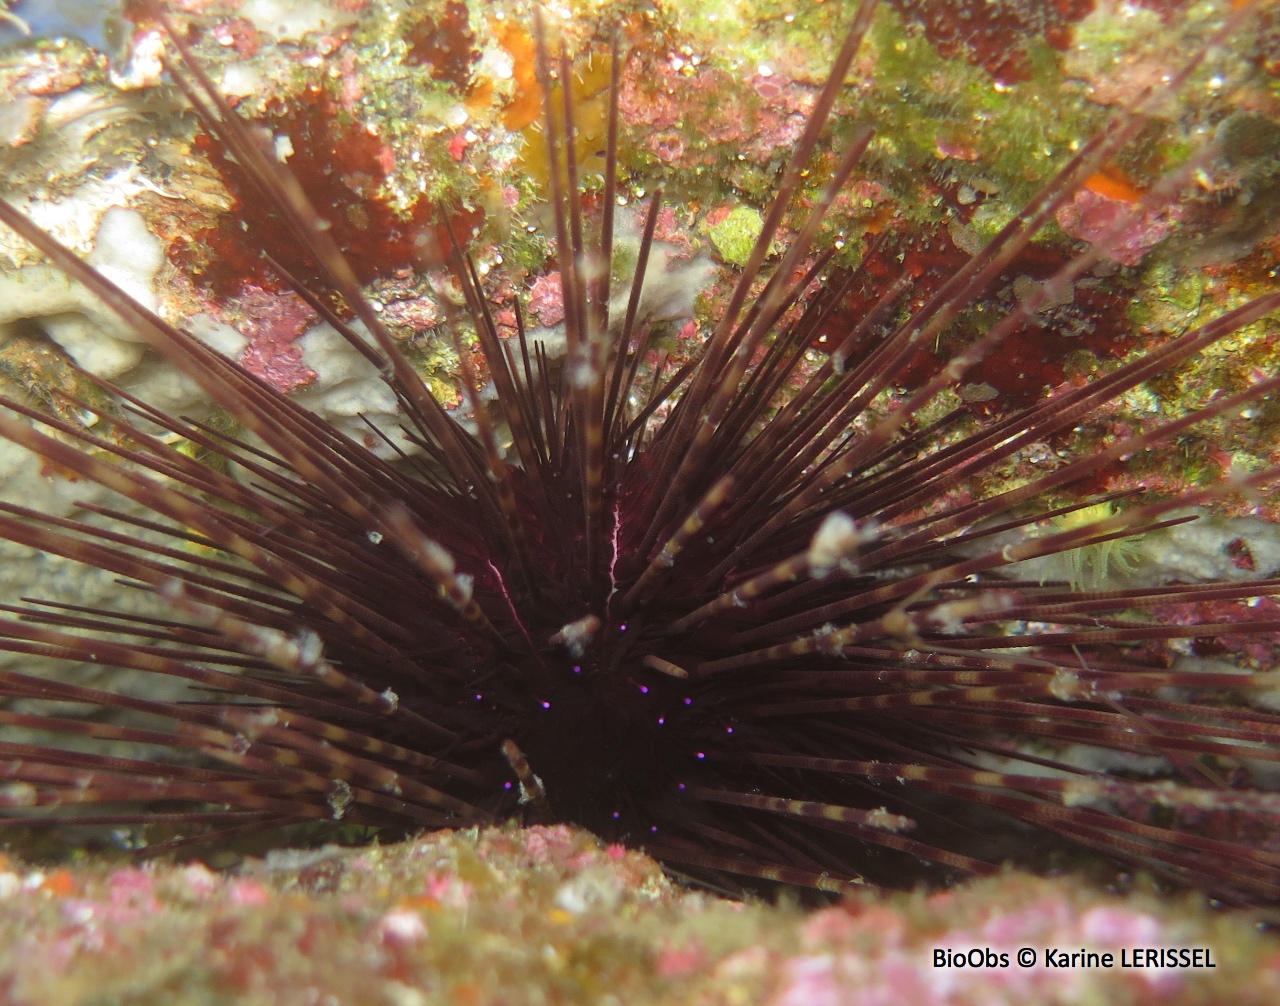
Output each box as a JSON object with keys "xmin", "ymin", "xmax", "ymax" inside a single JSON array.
[
  {"xmin": 172, "ymin": 95, "xmax": 476, "ymax": 299},
  {"xmin": 811, "ymin": 224, "xmax": 1139, "ymax": 411},
  {"xmin": 886, "ymin": 0, "xmax": 1096, "ymax": 83},
  {"xmin": 1, "ymin": 831, "xmax": 1278, "ymax": 1005}
]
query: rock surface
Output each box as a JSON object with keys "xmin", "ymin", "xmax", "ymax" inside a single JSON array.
[{"xmin": 2, "ymin": 826, "xmax": 1279, "ymax": 1005}]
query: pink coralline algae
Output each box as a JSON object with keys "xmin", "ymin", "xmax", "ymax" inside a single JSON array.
[
  {"xmin": 655, "ymin": 940, "xmax": 706, "ymax": 978},
  {"xmin": 620, "ymin": 60, "xmax": 817, "ymax": 168},
  {"xmin": 528, "ymin": 271, "xmax": 566, "ymax": 327},
  {"xmin": 1056, "ymin": 188, "xmax": 1182, "ymax": 267},
  {"xmin": 226, "ymin": 879, "xmax": 271, "ymax": 907},
  {"xmin": 448, "ymin": 131, "xmax": 472, "ymax": 161},
  {"xmin": 519, "ymin": 822, "xmax": 578, "ymax": 864},
  {"xmin": 652, "ymin": 205, "xmax": 697, "ymax": 255},
  {"xmin": 1149, "ymin": 593, "xmax": 1280, "ymax": 669},
  {"xmin": 740, "ymin": 72, "xmax": 813, "ymax": 161},
  {"xmin": 210, "ymin": 17, "xmax": 262, "ymax": 58},
  {"xmin": 220, "ymin": 285, "xmax": 320, "ymax": 393},
  {"xmin": 0, "ymin": 837, "xmax": 1279, "ymax": 1005},
  {"xmin": 774, "ymin": 891, "xmax": 1203, "ymax": 1006},
  {"xmin": 103, "ymin": 868, "xmax": 161, "ymax": 918},
  {"xmin": 650, "ymin": 132, "xmax": 687, "ymax": 164},
  {"xmin": 237, "ymin": 341, "xmax": 316, "ymax": 394},
  {"xmin": 380, "ymin": 292, "xmax": 443, "ymax": 335}
]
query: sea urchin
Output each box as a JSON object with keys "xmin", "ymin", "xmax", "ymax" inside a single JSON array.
[{"xmin": 1, "ymin": 0, "xmax": 1280, "ymax": 905}]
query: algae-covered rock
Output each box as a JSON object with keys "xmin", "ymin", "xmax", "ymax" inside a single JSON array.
[{"xmin": 1, "ymin": 827, "xmax": 1278, "ymax": 1005}]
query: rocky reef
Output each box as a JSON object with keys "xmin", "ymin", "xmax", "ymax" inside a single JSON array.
[
  {"xmin": 4, "ymin": 823, "xmax": 1280, "ymax": 1005},
  {"xmin": 1, "ymin": 0, "xmax": 1279, "ymax": 1001}
]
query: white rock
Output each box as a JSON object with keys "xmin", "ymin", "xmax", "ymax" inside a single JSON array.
[
  {"xmin": 221, "ymin": 64, "xmax": 263, "ymax": 100},
  {"xmin": 0, "ymin": 207, "xmax": 163, "ymax": 379},
  {"xmin": 608, "ymin": 205, "xmax": 717, "ymax": 324},
  {"xmin": 117, "ymin": 315, "xmax": 250, "ymax": 424},
  {"xmin": 40, "ymin": 312, "xmax": 145, "ymax": 378},
  {"xmin": 240, "ymin": 0, "xmax": 360, "ymax": 40},
  {"xmin": 1135, "ymin": 509, "xmax": 1280, "ymax": 583},
  {"xmin": 290, "ymin": 321, "xmax": 414, "ymax": 457},
  {"xmin": 972, "ymin": 507, "xmax": 1280, "ymax": 588},
  {"xmin": 86, "ymin": 206, "xmax": 164, "ymax": 320}
]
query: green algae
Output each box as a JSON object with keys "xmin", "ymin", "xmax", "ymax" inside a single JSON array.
[{"xmin": 707, "ymin": 204, "xmax": 765, "ymax": 266}]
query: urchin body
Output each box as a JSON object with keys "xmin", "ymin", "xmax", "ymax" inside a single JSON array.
[{"xmin": 0, "ymin": 0, "xmax": 1278, "ymax": 904}]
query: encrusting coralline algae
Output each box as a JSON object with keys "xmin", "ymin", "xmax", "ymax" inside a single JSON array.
[{"xmin": 2, "ymin": 823, "xmax": 1279, "ymax": 1005}]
